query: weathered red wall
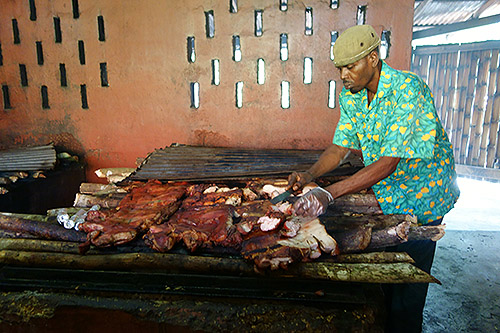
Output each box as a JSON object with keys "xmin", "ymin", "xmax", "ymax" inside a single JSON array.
[{"xmin": 0, "ymin": 0, "xmax": 414, "ymax": 182}]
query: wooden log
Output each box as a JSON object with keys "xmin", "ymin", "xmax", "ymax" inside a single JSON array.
[
  {"xmin": 332, "ymin": 193, "xmax": 382, "ymax": 214},
  {"xmin": 468, "ymin": 50, "xmax": 491, "ymax": 166},
  {"xmin": 0, "ymin": 212, "xmax": 54, "ymax": 223},
  {"xmin": 322, "ymin": 212, "xmax": 416, "ymax": 231},
  {"xmin": 0, "ymin": 230, "xmax": 40, "ymax": 240},
  {"xmin": 0, "ymin": 216, "xmax": 86, "ymax": 242},
  {"xmin": 408, "ymin": 224, "xmax": 446, "ymax": 242},
  {"xmin": 333, "ymin": 226, "xmax": 372, "ymax": 253},
  {"xmin": 95, "ymin": 167, "xmax": 135, "ymax": 183},
  {"xmin": 73, "ymin": 193, "xmax": 124, "ymax": 208},
  {"xmin": 79, "ymin": 182, "xmax": 128, "ymax": 195},
  {"xmin": 328, "ymin": 251, "xmax": 415, "ymax": 264},
  {"xmin": 0, "ymin": 238, "xmax": 87, "ymax": 254},
  {"xmin": 485, "ymin": 50, "xmax": 500, "ymax": 167},
  {"xmin": 0, "ymin": 250, "xmax": 439, "ymax": 284},
  {"xmin": 365, "ymin": 221, "xmax": 411, "ymax": 250}
]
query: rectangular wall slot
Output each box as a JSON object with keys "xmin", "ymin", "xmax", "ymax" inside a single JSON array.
[
  {"xmin": 330, "ymin": 0, "xmax": 339, "ymax": 9},
  {"xmin": 187, "ymin": 36, "xmax": 196, "ymax": 63},
  {"xmin": 257, "ymin": 58, "xmax": 265, "ymax": 85},
  {"xmin": 0, "ymin": 43, "xmax": 3, "ymax": 66},
  {"xmin": 78, "ymin": 40, "xmax": 85, "ymax": 65},
  {"xmin": 380, "ymin": 30, "xmax": 391, "ymax": 60},
  {"xmin": 59, "ymin": 64, "xmax": 67, "ymax": 87},
  {"xmin": 235, "ymin": 81, "xmax": 243, "ymax": 108},
  {"xmin": 280, "ymin": 0, "xmax": 288, "ymax": 11},
  {"xmin": 230, "ymin": 0, "xmax": 238, "ymax": 13},
  {"xmin": 80, "ymin": 84, "xmax": 88, "ymax": 109},
  {"xmin": 98, "ymin": 16, "xmax": 106, "ymax": 41},
  {"xmin": 205, "ymin": 11, "xmax": 215, "ymax": 38},
  {"xmin": 72, "ymin": 0, "xmax": 80, "ymax": 19},
  {"xmin": 357, "ymin": 5, "xmax": 367, "ymax": 25},
  {"xmin": 211, "ymin": 59, "xmax": 220, "ymax": 86},
  {"xmin": 328, "ymin": 80, "xmax": 336, "ymax": 109},
  {"xmin": 54, "ymin": 17, "xmax": 62, "ymax": 43},
  {"xmin": 190, "ymin": 82, "xmax": 200, "ymax": 109},
  {"xmin": 41, "ymin": 85, "xmax": 50, "ymax": 109},
  {"xmin": 232, "ymin": 35, "xmax": 241, "ymax": 62},
  {"xmin": 19, "ymin": 64, "xmax": 28, "ymax": 87},
  {"xmin": 280, "ymin": 33, "xmax": 288, "ymax": 61},
  {"xmin": 330, "ymin": 31, "xmax": 338, "ymax": 61},
  {"xmin": 29, "ymin": 0, "xmax": 37, "ymax": 21},
  {"xmin": 303, "ymin": 57, "xmax": 313, "ymax": 84},
  {"xmin": 100, "ymin": 62, "xmax": 108, "ymax": 87},
  {"xmin": 281, "ymin": 81, "xmax": 290, "ymax": 109},
  {"xmin": 254, "ymin": 10, "xmax": 263, "ymax": 37},
  {"xmin": 305, "ymin": 7, "xmax": 313, "ymax": 36},
  {"xmin": 12, "ymin": 19, "xmax": 20, "ymax": 44},
  {"xmin": 2, "ymin": 85, "xmax": 11, "ymax": 110},
  {"xmin": 36, "ymin": 42, "xmax": 44, "ymax": 65}
]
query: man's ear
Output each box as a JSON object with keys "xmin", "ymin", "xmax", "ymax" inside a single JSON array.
[{"xmin": 368, "ymin": 50, "xmax": 379, "ymax": 68}]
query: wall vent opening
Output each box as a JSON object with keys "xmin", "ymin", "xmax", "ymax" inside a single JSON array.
[
  {"xmin": 235, "ymin": 82, "xmax": 243, "ymax": 108},
  {"xmin": 330, "ymin": 0, "xmax": 339, "ymax": 9},
  {"xmin": 330, "ymin": 31, "xmax": 338, "ymax": 61},
  {"xmin": 54, "ymin": 17, "xmax": 62, "ymax": 43},
  {"xmin": 78, "ymin": 40, "xmax": 85, "ymax": 65},
  {"xmin": 305, "ymin": 7, "xmax": 313, "ymax": 36},
  {"xmin": 257, "ymin": 58, "xmax": 265, "ymax": 85},
  {"xmin": 100, "ymin": 62, "xmax": 108, "ymax": 87},
  {"xmin": 328, "ymin": 80, "xmax": 336, "ymax": 109},
  {"xmin": 2, "ymin": 85, "xmax": 11, "ymax": 110},
  {"xmin": 41, "ymin": 85, "xmax": 50, "ymax": 109},
  {"xmin": 36, "ymin": 42, "xmax": 44, "ymax": 65},
  {"xmin": 80, "ymin": 84, "xmax": 88, "ymax": 109},
  {"xmin": 229, "ymin": 0, "xmax": 238, "ymax": 13},
  {"xmin": 59, "ymin": 64, "xmax": 67, "ymax": 87},
  {"xmin": 255, "ymin": 10, "xmax": 263, "ymax": 37},
  {"xmin": 211, "ymin": 59, "xmax": 220, "ymax": 86},
  {"xmin": 12, "ymin": 19, "xmax": 20, "ymax": 44},
  {"xmin": 280, "ymin": 0, "xmax": 288, "ymax": 11},
  {"xmin": 19, "ymin": 64, "xmax": 28, "ymax": 87},
  {"xmin": 357, "ymin": 5, "xmax": 367, "ymax": 25},
  {"xmin": 205, "ymin": 11, "xmax": 215, "ymax": 38},
  {"xmin": 280, "ymin": 34, "xmax": 288, "ymax": 61},
  {"xmin": 380, "ymin": 30, "xmax": 391, "ymax": 60},
  {"xmin": 29, "ymin": 0, "xmax": 37, "ymax": 21},
  {"xmin": 190, "ymin": 82, "xmax": 200, "ymax": 109},
  {"xmin": 232, "ymin": 35, "xmax": 241, "ymax": 62},
  {"xmin": 303, "ymin": 57, "xmax": 313, "ymax": 84},
  {"xmin": 281, "ymin": 81, "xmax": 290, "ymax": 109},
  {"xmin": 187, "ymin": 37, "xmax": 196, "ymax": 63},
  {"xmin": 98, "ymin": 16, "xmax": 106, "ymax": 41},
  {"xmin": 72, "ymin": 0, "xmax": 80, "ymax": 19}
]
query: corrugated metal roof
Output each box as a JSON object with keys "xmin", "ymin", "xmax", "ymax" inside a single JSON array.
[{"xmin": 414, "ymin": 0, "xmax": 500, "ymax": 28}]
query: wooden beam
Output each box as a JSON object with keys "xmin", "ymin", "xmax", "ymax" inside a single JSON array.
[
  {"xmin": 455, "ymin": 164, "xmax": 500, "ymax": 181},
  {"xmin": 413, "ymin": 14, "xmax": 500, "ymax": 40},
  {"xmin": 472, "ymin": 0, "xmax": 499, "ymax": 19}
]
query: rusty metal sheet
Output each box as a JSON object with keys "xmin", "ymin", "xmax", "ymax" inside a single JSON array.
[{"xmin": 127, "ymin": 146, "xmax": 363, "ymax": 181}]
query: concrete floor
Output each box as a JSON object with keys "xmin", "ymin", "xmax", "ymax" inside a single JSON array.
[{"xmin": 423, "ymin": 177, "xmax": 500, "ymax": 332}]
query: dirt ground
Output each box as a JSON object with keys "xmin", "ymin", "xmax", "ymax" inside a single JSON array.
[{"xmin": 423, "ymin": 177, "xmax": 500, "ymax": 332}]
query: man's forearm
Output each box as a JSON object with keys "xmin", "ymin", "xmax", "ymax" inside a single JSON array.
[
  {"xmin": 307, "ymin": 144, "xmax": 350, "ymax": 178},
  {"xmin": 326, "ymin": 156, "xmax": 401, "ymax": 199}
]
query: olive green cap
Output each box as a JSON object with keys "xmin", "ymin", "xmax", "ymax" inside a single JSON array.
[{"xmin": 333, "ymin": 25, "xmax": 381, "ymax": 67}]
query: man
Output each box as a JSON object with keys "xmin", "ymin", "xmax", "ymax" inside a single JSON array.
[{"xmin": 287, "ymin": 25, "xmax": 460, "ymax": 332}]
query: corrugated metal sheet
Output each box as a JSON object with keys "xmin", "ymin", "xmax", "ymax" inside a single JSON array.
[
  {"xmin": 414, "ymin": 0, "xmax": 486, "ymax": 27},
  {"xmin": 0, "ymin": 144, "xmax": 56, "ymax": 172},
  {"xmin": 127, "ymin": 146, "xmax": 364, "ymax": 181}
]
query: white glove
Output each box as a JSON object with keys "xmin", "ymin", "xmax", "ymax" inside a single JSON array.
[{"xmin": 293, "ymin": 187, "xmax": 334, "ymax": 217}]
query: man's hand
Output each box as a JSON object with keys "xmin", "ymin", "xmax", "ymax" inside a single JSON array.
[
  {"xmin": 293, "ymin": 187, "xmax": 334, "ymax": 217},
  {"xmin": 286, "ymin": 171, "xmax": 314, "ymax": 192}
]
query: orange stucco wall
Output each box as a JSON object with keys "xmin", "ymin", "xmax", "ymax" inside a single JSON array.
[{"xmin": 0, "ymin": 0, "xmax": 414, "ymax": 182}]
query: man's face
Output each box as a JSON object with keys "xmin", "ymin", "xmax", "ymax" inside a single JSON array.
[{"xmin": 337, "ymin": 56, "xmax": 375, "ymax": 94}]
